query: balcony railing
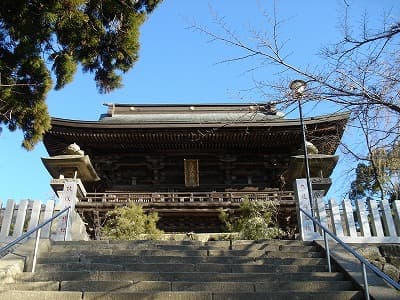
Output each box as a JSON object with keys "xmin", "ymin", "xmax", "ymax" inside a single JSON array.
[{"xmin": 80, "ymin": 191, "xmax": 295, "ymax": 204}]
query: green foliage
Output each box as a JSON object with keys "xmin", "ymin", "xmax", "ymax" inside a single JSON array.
[
  {"xmin": 220, "ymin": 199, "xmax": 283, "ymax": 240},
  {"xmin": 0, "ymin": 0, "xmax": 162, "ymax": 149},
  {"xmin": 350, "ymin": 144, "xmax": 400, "ymax": 201},
  {"xmin": 102, "ymin": 204, "xmax": 163, "ymax": 240}
]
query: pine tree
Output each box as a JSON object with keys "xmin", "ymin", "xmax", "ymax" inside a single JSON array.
[{"xmin": 0, "ymin": 0, "xmax": 162, "ymax": 149}]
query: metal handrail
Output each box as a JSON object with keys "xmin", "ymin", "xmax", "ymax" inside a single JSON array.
[
  {"xmin": 300, "ymin": 207, "xmax": 400, "ymax": 300},
  {"xmin": 0, "ymin": 206, "xmax": 71, "ymax": 259}
]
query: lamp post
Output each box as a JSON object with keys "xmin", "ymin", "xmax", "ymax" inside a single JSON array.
[{"xmin": 289, "ymin": 80, "xmax": 314, "ymax": 217}]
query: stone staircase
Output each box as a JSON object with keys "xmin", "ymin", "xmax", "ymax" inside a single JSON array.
[{"xmin": 0, "ymin": 239, "xmax": 363, "ymax": 299}]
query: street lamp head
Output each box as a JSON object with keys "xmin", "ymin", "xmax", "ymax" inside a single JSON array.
[{"xmin": 289, "ymin": 80, "xmax": 307, "ymax": 96}]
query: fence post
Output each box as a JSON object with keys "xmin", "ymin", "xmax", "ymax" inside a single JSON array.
[
  {"xmin": 314, "ymin": 190, "xmax": 328, "ymax": 234},
  {"xmin": 0, "ymin": 199, "xmax": 15, "ymax": 241},
  {"xmin": 41, "ymin": 200, "xmax": 55, "ymax": 238},
  {"xmin": 380, "ymin": 199, "xmax": 397, "ymax": 236},
  {"xmin": 12, "ymin": 200, "xmax": 28, "ymax": 237},
  {"xmin": 356, "ymin": 199, "xmax": 371, "ymax": 237},
  {"xmin": 343, "ymin": 199, "xmax": 357, "ymax": 238},
  {"xmin": 368, "ymin": 199, "xmax": 384, "ymax": 237},
  {"xmin": 329, "ymin": 198, "xmax": 344, "ymax": 237},
  {"xmin": 393, "ymin": 200, "xmax": 400, "ymax": 235}
]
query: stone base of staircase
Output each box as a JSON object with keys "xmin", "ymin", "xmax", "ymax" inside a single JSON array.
[{"xmin": 0, "ymin": 239, "xmax": 364, "ymax": 300}]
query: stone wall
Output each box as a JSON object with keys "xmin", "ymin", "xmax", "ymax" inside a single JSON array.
[{"xmin": 357, "ymin": 245, "xmax": 400, "ymax": 282}]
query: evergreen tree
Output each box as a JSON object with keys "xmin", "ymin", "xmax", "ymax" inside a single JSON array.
[
  {"xmin": 102, "ymin": 204, "xmax": 163, "ymax": 240},
  {"xmin": 220, "ymin": 199, "xmax": 283, "ymax": 240},
  {"xmin": 350, "ymin": 144, "xmax": 400, "ymax": 202},
  {"xmin": 0, "ymin": 0, "xmax": 162, "ymax": 149}
]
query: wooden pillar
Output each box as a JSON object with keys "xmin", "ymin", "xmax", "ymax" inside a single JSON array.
[
  {"xmin": 146, "ymin": 156, "xmax": 164, "ymax": 185},
  {"xmin": 219, "ymin": 155, "xmax": 236, "ymax": 185}
]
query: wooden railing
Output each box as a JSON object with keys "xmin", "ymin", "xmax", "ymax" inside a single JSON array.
[{"xmin": 81, "ymin": 191, "xmax": 295, "ymax": 204}]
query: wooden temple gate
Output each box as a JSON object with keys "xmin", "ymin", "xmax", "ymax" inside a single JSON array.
[{"xmin": 39, "ymin": 104, "xmax": 350, "ymax": 238}]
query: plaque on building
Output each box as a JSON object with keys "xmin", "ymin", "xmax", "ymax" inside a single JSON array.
[{"xmin": 184, "ymin": 159, "xmax": 199, "ymax": 187}]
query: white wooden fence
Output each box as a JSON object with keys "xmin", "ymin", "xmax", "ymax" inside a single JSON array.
[
  {"xmin": 295, "ymin": 179, "xmax": 400, "ymax": 243},
  {"xmin": 311, "ymin": 197, "xmax": 400, "ymax": 243},
  {"xmin": 0, "ymin": 199, "xmax": 67, "ymax": 243},
  {"xmin": 4, "ymin": 190, "xmax": 400, "ymax": 244}
]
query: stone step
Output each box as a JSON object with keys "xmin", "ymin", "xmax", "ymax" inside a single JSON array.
[
  {"xmin": 15, "ymin": 271, "xmax": 346, "ymax": 283},
  {"xmin": 51, "ymin": 240, "xmax": 204, "ymax": 247},
  {"xmin": 207, "ymin": 250, "xmax": 322, "ymax": 258},
  {"xmin": 0, "ymin": 290, "xmax": 364, "ymax": 300},
  {"xmin": 1, "ymin": 280, "xmax": 355, "ymax": 292},
  {"xmin": 171, "ymin": 281, "xmax": 355, "ymax": 292},
  {"xmin": 48, "ymin": 242, "xmax": 318, "ymax": 250},
  {"xmin": 195, "ymin": 263, "xmax": 329, "ymax": 273},
  {"xmin": 228, "ymin": 245, "xmax": 318, "ymax": 252},
  {"xmin": 212, "ymin": 291, "xmax": 364, "ymax": 300},
  {"xmin": 0, "ymin": 281, "xmax": 60, "ymax": 291},
  {"xmin": 230, "ymin": 240, "xmax": 314, "ymax": 246},
  {"xmin": 44, "ymin": 249, "xmax": 211, "ymax": 257},
  {"xmin": 44, "ymin": 248, "xmax": 323, "ymax": 259},
  {"xmin": 38, "ymin": 255, "xmax": 327, "ymax": 266},
  {"xmin": 4, "ymin": 239, "xmax": 360, "ymax": 300},
  {"xmin": 48, "ymin": 240, "xmax": 315, "ymax": 253},
  {"xmin": 51, "ymin": 239, "xmax": 313, "ymax": 248},
  {"xmin": 34, "ymin": 262, "xmax": 330, "ymax": 273}
]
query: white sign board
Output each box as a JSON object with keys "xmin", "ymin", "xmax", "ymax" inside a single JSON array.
[
  {"xmin": 294, "ymin": 179, "xmax": 320, "ymax": 241},
  {"xmin": 54, "ymin": 180, "xmax": 78, "ymax": 241}
]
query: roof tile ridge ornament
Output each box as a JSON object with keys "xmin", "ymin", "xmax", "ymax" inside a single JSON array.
[
  {"xmin": 103, "ymin": 102, "xmax": 115, "ymax": 117},
  {"xmin": 260, "ymin": 102, "xmax": 284, "ymax": 117}
]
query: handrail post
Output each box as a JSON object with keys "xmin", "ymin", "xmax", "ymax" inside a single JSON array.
[
  {"xmin": 323, "ymin": 230, "xmax": 332, "ymax": 272},
  {"xmin": 31, "ymin": 228, "xmax": 41, "ymax": 273},
  {"xmin": 362, "ymin": 262, "xmax": 370, "ymax": 300}
]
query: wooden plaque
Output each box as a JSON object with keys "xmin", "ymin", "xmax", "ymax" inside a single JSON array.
[{"xmin": 184, "ymin": 159, "xmax": 199, "ymax": 187}]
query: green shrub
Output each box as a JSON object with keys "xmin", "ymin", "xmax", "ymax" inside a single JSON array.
[
  {"xmin": 102, "ymin": 204, "xmax": 163, "ymax": 240},
  {"xmin": 220, "ymin": 199, "xmax": 283, "ymax": 240}
]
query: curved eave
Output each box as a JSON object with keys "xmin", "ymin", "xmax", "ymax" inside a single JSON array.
[
  {"xmin": 49, "ymin": 111, "xmax": 350, "ymax": 129},
  {"xmin": 43, "ymin": 112, "xmax": 349, "ymax": 156}
]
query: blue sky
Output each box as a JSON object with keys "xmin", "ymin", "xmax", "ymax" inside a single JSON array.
[{"xmin": 0, "ymin": 0, "xmax": 398, "ymax": 202}]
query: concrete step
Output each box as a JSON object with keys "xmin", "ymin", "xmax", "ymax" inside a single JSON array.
[
  {"xmin": 0, "ymin": 290, "xmax": 364, "ymax": 300},
  {"xmin": 15, "ymin": 271, "xmax": 346, "ymax": 283}
]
